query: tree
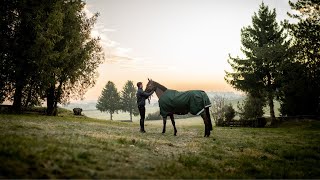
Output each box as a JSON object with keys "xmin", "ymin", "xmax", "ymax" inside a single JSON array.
[
  {"xmin": 238, "ymin": 94, "xmax": 265, "ymax": 120},
  {"xmin": 96, "ymin": 81, "xmax": 121, "ymax": 120},
  {"xmin": 279, "ymin": 0, "xmax": 320, "ymax": 116},
  {"xmin": 210, "ymin": 96, "xmax": 226, "ymax": 126},
  {"xmin": 277, "ymin": 61, "xmax": 309, "ymax": 116},
  {"xmin": 43, "ymin": 1, "xmax": 104, "ymax": 116},
  {"xmin": 0, "ymin": 0, "xmax": 18, "ymax": 104},
  {"xmin": 121, "ymin": 80, "xmax": 139, "ymax": 122},
  {"xmin": 225, "ymin": 3, "xmax": 290, "ymax": 125},
  {"xmin": 0, "ymin": 0, "xmax": 41, "ymax": 112},
  {"xmin": 0, "ymin": 0, "xmax": 104, "ymax": 114},
  {"xmin": 223, "ymin": 104, "xmax": 236, "ymax": 121}
]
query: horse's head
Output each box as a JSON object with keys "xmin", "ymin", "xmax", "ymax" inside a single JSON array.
[{"xmin": 145, "ymin": 78, "xmax": 157, "ymax": 93}]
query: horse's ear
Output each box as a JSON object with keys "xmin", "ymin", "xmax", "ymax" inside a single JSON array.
[{"xmin": 148, "ymin": 78, "xmax": 150, "ymax": 81}]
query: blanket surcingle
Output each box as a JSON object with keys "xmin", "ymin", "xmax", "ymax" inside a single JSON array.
[{"xmin": 158, "ymin": 90, "xmax": 211, "ymax": 117}]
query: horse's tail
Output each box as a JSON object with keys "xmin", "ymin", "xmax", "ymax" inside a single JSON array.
[
  {"xmin": 201, "ymin": 91, "xmax": 213, "ymax": 131},
  {"xmin": 205, "ymin": 107, "xmax": 213, "ymax": 131}
]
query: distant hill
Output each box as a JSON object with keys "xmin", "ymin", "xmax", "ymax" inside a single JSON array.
[
  {"xmin": 206, "ymin": 91, "xmax": 244, "ymax": 100},
  {"xmin": 62, "ymin": 100, "xmax": 97, "ymax": 111},
  {"xmin": 63, "ymin": 91, "xmax": 245, "ymax": 111}
]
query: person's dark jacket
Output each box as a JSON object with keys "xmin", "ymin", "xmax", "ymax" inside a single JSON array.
[{"xmin": 136, "ymin": 88, "xmax": 153, "ymax": 106}]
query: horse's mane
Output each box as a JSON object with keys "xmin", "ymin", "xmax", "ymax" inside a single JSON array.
[{"xmin": 153, "ymin": 81, "xmax": 168, "ymax": 92}]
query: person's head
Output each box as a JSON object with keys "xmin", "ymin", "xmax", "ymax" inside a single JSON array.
[{"xmin": 137, "ymin": 82, "xmax": 143, "ymax": 89}]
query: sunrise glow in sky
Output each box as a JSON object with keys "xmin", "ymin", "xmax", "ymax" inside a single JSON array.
[{"xmin": 83, "ymin": 0, "xmax": 292, "ymax": 101}]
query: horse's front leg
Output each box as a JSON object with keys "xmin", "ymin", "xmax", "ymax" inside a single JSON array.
[
  {"xmin": 169, "ymin": 114, "xmax": 177, "ymax": 136},
  {"xmin": 162, "ymin": 116, "xmax": 167, "ymax": 134}
]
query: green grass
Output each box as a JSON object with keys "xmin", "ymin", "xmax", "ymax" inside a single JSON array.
[{"xmin": 0, "ymin": 112, "xmax": 319, "ymax": 178}]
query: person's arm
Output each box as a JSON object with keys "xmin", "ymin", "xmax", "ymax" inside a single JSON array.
[
  {"xmin": 139, "ymin": 90, "xmax": 153, "ymax": 97},
  {"xmin": 142, "ymin": 91, "xmax": 153, "ymax": 97}
]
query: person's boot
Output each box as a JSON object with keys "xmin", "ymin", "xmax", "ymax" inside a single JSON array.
[{"xmin": 140, "ymin": 119, "xmax": 146, "ymax": 133}]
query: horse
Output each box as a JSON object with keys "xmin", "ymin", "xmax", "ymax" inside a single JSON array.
[{"xmin": 145, "ymin": 79, "xmax": 213, "ymax": 137}]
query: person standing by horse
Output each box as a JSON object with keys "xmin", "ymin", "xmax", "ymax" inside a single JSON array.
[{"xmin": 136, "ymin": 82, "xmax": 154, "ymax": 133}]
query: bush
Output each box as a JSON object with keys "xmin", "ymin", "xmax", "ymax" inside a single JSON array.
[
  {"xmin": 146, "ymin": 111, "xmax": 162, "ymax": 120},
  {"xmin": 238, "ymin": 94, "xmax": 265, "ymax": 120},
  {"xmin": 210, "ymin": 96, "xmax": 226, "ymax": 125},
  {"xmin": 224, "ymin": 104, "xmax": 236, "ymax": 121}
]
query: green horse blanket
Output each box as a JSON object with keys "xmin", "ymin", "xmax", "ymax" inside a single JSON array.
[{"xmin": 158, "ymin": 90, "xmax": 211, "ymax": 117}]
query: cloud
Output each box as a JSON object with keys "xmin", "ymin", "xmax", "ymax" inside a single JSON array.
[
  {"xmin": 84, "ymin": 5, "xmax": 134, "ymax": 63},
  {"xmin": 101, "ymin": 28, "xmax": 116, "ymax": 32},
  {"xmin": 116, "ymin": 57, "xmax": 170, "ymax": 72},
  {"xmin": 83, "ymin": 4, "xmax": 168, "ymax": 72}
]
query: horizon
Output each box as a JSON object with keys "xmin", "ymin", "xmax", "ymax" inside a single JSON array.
[{"xmin": 70, "ymin": 90, "xmax": 244, "ymax": 103}]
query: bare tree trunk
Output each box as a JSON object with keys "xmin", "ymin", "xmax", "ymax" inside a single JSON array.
[
  {"xmin": 46, "ymin": 85, "xmax": 55, "ymax": 116},
  {"xmin": 130, "ymin": 112, "xmax": 132, "ymax": 122},
  {"xmin": 268, "ymin": 92, "xmax": 276, "ymax": 125},
  {"xmin": 13, "ymin": 80, "xmax": 24, "ymax": 113},
  {"xmin": 267, "ymin": 74, "xmax": 276, "ymax": 125},
  {"xmin": 110, "ymin": 113, "xmax": 113, "ymax": 120},
  {"xmin": 12, "ymin": 65, "xmax": 26, "ymax": 113},
  {"xmin": 53, "ymin": 101, "xmax": 58, "ymax": 116},
  {"xmin": 47, "ymin": 83, "xmax": 61, "ymax": 116},
  {"xmin": 52, "ymin": 81, "xmax": 63, "ymax": 116},
  {"xmin": 24, "ymin": 83, "xmax": 34, "ymax": 108}
]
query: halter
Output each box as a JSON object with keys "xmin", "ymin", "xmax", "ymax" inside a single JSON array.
[{"xmin": 147, "ymin": 85, "xmax": 157, "ymax": 104}]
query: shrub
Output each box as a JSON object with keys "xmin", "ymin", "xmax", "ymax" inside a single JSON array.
[
  {"xmin": 146, "ymin": 111, "xmax": 162, "ymax": 120},
  {"xmin": 224, "ymin": 104, "xmax": 236, "ymax": 121},
  {"xmin": 238, "ymin": 94, "xmax": 265, "ymax": 120}
]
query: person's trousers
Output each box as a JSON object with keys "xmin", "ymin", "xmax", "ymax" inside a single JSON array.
[{"xmin": 138, "ymin": 105, "xmax": 146, "ymax": 131}]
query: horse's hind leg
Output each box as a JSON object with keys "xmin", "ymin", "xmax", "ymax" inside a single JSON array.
[
  {"xmin": 162, "ymin": 116, "xmax": 167, "ymax": 134},
  {"xmin": 201, "ymin": 113, "xmax": 210, "ymax": 137},
  {"xmin": 169, "ymin": 114, "xmax": 177, "ymax": 136},
  {"xmin": 205, "ymin": 107, "xmax": 213, "ymax": 131}
]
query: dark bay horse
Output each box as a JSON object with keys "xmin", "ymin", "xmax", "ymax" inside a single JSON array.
[{"xmin": 145, "ymin": 79, "xmax": 213, "ymax": 137}]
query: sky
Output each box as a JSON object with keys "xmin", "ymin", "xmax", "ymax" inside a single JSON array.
[{"xmin": 83, "ymin": 0, "xmax": 293, "ymax": 101}]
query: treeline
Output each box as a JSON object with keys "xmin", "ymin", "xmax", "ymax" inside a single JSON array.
[
  {"xmin": 225, "ymin": 1, "xmax": 320, "ymax": 125},
  {"xmin": 0, "ymin": 0, "xmax": 104, "ymax": 115},
  {"xmin": 210, "ymin": 95, "xmax": 267, "ymax": 125},
  {"xmin": 96, "ymin": 81, "xmax": 139, "ymax": 121}
]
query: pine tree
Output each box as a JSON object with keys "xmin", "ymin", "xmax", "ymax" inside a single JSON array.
[
  {"xmin": 237, "ymin": 94, "xmax": 266, "ymax": 120},
  {"xmin": 121, "ymin": 80, "xmax": 139, "ymax": 122},
  {"xmin": 225, "ymin": 3, "xmax": 289, "ymax": 125},
  {"xmin": 96, "ymin": 81, "xmax": 121, "ymax": 120},
  {"xmin": 280, "ymin": 0, "xmax": 320, "ymax": 116}
]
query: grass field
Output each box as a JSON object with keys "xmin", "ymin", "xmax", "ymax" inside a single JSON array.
[
  {"xmin": 82, "ymin": 106, "xmax": 159, "ymax": 122},
  {"xmin": 0, "ymin": 111, "xmax": 319, "ymax": 178}
]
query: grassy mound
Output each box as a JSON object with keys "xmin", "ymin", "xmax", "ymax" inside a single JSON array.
[
  {"xmin": 0, "ymin": 105, "xmax": 74, "ymax": 117},
  {"xmin": 0, "ymin": 113, "xmax": 319, "ymax": 178}
]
